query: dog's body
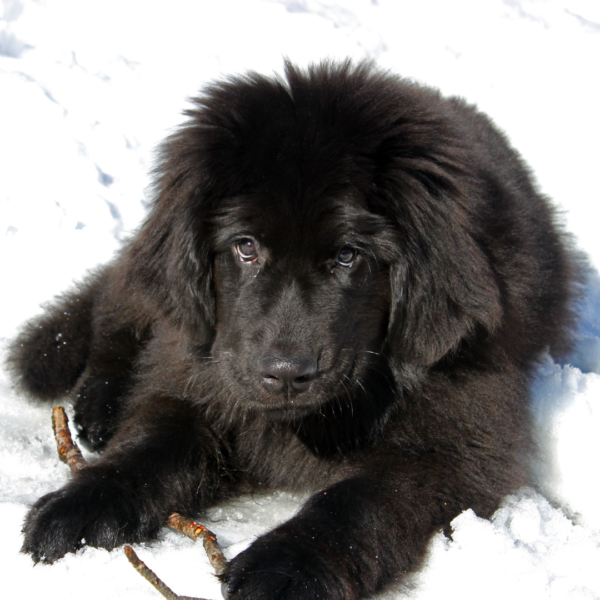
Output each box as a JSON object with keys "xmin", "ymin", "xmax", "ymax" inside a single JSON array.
[{"xmin": 11, "ymin": 62, "xmax": 577, "ymax": 599}]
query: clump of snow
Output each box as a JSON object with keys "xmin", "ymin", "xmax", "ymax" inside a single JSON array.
[
  {"xmin": 1, "ymin": 1, "xmax": 600, "ymax": 599},
  {"xmin": 411, "ymin": 491, "xmax": 600, "ymax": 600},
  {"xmin": 531, "ymin": 360, "xmax": 600, "ymax": 531}
]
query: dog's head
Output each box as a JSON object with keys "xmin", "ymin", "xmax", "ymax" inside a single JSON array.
[{"xmin": 126, "ymin": 61, "xmax": 502, "ymax": 414}]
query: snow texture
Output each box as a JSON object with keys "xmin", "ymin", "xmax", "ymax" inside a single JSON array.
[{"xmin": 1, "ymin": 1, "xmax": 599, "ymax": 598}]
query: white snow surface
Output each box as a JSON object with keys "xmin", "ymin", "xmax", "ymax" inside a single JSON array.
[{"xmin": 1, "ymin": 1, "xmax": 600, "ymax": 598}]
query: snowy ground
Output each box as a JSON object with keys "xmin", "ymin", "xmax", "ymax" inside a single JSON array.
[{"xmin": 1, "ymin": 1, "xmax": 600, "ymax": 598}]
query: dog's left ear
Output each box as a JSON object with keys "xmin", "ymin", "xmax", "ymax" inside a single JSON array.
[{"xmin": 385, "ymin": 189, "xmax": 502, "ymax": 368}]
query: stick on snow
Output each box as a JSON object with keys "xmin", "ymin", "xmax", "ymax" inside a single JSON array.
[{"xmin": 50, "ymin": 405, "xmax": 228, "ymax": 600}]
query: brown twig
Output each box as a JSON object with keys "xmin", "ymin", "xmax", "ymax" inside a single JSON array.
[
  {"xmin": 51, "ymin": 405, "xmax": 86, "ymax": 473},
  {"xmin": 50, "ymin": 406, "xmax": 227, "ymax": 600},
  {"xmin": 124, "ymin": 546, "xmax": 209, "ymax": 600},
  {"xmin": 168, "ymin": 513, "xmax": 228, "ymax": 576}
]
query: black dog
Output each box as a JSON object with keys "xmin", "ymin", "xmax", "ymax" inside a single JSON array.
[{"xmin": 10, "ymin": 61, "xmax": 578, "ymax": 599}]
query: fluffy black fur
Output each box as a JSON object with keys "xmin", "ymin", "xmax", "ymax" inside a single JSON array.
[{"xmin": 10, "ymin": 61, "xmax": 578, "ymax": 599}]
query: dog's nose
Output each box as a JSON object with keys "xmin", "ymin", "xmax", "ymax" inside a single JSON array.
[{"xmin": 257, "ymin": 354, "xmax": 318, "ymax": 393}]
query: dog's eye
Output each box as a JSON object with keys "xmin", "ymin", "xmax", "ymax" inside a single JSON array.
[
  {"xmin": 336, "ymin": 247, "xmax": 357, "ymax": 267},
  {"xmin": 235, "ymin": 238, "xmax": 258, "ymax": 262}
]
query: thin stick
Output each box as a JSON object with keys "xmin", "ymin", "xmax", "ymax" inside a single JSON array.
[
  {"xmin": 124, "ymin": 546, "xmax": 208, "ymax": 600},
  {"xmin": 168, "ymin": 514, "xmax": 228, "ymax": 576},
  {"xmin": 51, "ymin": 405, "xmax": 86, "ymax": 473},
  {"xmin": 50, "ymin": 406, "xmax": 227, "ymax": 599}
]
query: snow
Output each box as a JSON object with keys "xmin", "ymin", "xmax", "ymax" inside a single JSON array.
[{"xmin": 1, "ymin": 1, "xmax": 599, "ymax": 598}]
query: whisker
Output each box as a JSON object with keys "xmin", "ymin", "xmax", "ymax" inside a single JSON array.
[{"xmin": 182, "ymin": 372, "xmax": 199, "ymax": 399}]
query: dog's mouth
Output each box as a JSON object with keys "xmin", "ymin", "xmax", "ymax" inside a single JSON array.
[
  {"xmin": 245, "ymin": 377, "xmax": 329, "ymax": 414},
  {"xmin": 258, "ymin": 397, "xmax": 322, "ymax": 418},
  {"xmin": 238, "ymin": 349, "xmax": 371, "ymax": 415},
  {"xmin": 209, "ymin": 339, "xmax": 383, "ymax": 416}
]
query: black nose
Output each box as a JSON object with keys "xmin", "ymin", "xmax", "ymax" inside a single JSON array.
[{"xmin": 257, "ymin": 354, "xmax": 318, "ymax": 393}]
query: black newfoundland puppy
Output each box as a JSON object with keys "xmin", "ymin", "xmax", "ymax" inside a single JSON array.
[{"xmin": 11, "ymin": 61, "xmax": 577, "ymax": 598}]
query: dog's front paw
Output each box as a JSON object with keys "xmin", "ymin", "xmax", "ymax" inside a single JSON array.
[
  {"xmin": 221, "ymin": 532, "xmax": 352, "ymax": 600},
  {"xmin": 22, "ymin": 488, "xmax": 88, "ymax": 563},
  {"xmin": 22, "ymin": 478, "xmax": 161, "ymax": 563}
]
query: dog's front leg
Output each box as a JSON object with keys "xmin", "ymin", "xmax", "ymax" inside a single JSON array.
[
  {"xmin": 22, "ymin": 395, "xmax": 234, "ymax": 564},
  {"xmin": 221, "ymin": 451, "xmax": 503, "ymax": 600}
]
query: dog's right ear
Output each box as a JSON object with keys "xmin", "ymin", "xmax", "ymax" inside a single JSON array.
[
  {"xmin": 118, "ymin": 125, "xmax": 216, "ymax": 341},
  {"xmin": 120, "ymin": 183, "xmax": 214, "ymax": 341}
]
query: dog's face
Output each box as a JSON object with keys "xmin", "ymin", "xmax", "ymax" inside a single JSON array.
[
  {"xmin": 126, "ymin": 62, "xmax": 504, "ymax": 417},
  {"xmin": 208, "ymin": 190, "xmax": 393, "ymax": 415}
]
